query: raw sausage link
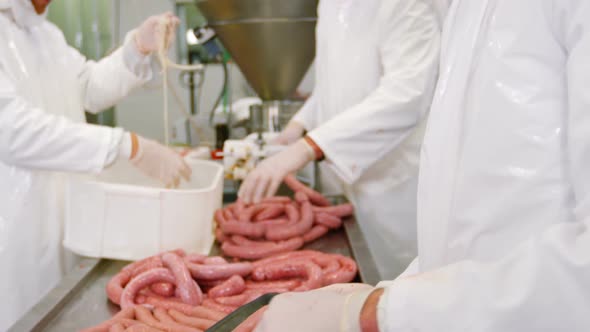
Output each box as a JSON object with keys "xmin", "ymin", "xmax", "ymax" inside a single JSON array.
[
  {"xmin": 150, "ymin": 283, "xmax": 175, "ymax": 297},
  {"xmin": 201, "ymin": 298, "xmax": 238, "ymax": 314},
  {"xmin": 285, "ymin": 203, "xmax": 300, "ymax": 223},
  {"xmin": 284, "ymin": 175, "xmax": 331, "ymax": 207},
  {"xmin": 168, "ymin": 309, "xmax": 216, "ymax": 331},
  {"xmin": 185, "ymin": 261, "xmax": 253, "ymax": 280},
  {"xmin": 302, "ymin": 225, "xmax": 330, "ymax": 243},
  {"xmin": 251, "ymin": 217, "xmax": 288, "ymax": 228},
  {"xmin": 252, "ymin": 261, "xmax": 324, "ymax": 291},
  {"xmin": 212, "ymin": 293, "xmax": 247, "ymax": 306},
  {"xmin": 219, "ymin": 220, "xmax": 266, "ymax": 238},
  {"xmin": 153, "ymin": 308, "xmax": 196, "ymax": 331},
  {"xmin": 144, "ymin": 297, "xmax": 226, "ymax": 321},
  {"xmin": 221, "ymin": 237, "xmax": 304, "ymax": 260},
  {"xmin": 254, "ymin": 205, "xmax": 285, "ymax": 221},
  {"xmin": 162, "ymin": 253, "xmax": 203, "ymax": 306},
  {"xmin": 312, "ymin": 203, "xmax": 354, "ymax": 218},
  {"xmin": 125, "ymin": 324, "xmax": 164, "ymax": 332},
  {"xmin": 214, "ymin": 228, "xmax": 227, "ymax": 243},
  {"xmin": 203, "ymin": 256, "xmax": 227, "ymax": 265},
  {"xmin": 135, "ymin": 305, "xmax": 200, "ymax": 332},
  {"xmin": 245, "ymin": 279, "xmax": 301, "ymax": 291},
  {"xmin": 233, "ymin": 306, "xmax": 268, "ymax": 332},
  {"xmin": 251, "ymin": 250, "xmax": 323, "ymax": 268},
  {"xmin": 106, "ymin": 270, "xmax": 132, "ymax": 305},
  {"xmin": 208, "ymin": 275, "xmax": 246, "ymax": 298},
  {"xmin": 260, "ymin": 196, "xmax": 291, "ymax": 204},
  {"xmin": 109, "ymin": 323, "xmax": 125, "ymax": 332},
  {"xmin": 265, "ymin": 201, "xmax": 313, "ymax": 241},
  {"xmin": 314, "ymin": 213, "xmax": 343, "ymax": 229},
  {"xmin": 120, "ymin": 268, "xmax": 176, "ymax": 309},
  {"xmin": 323, "ymin": 255, "xmax": 358, "ymax": 284}
]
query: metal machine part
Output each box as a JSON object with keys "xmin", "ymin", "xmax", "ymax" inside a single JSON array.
[{"xmin": 194, "ymin": 0, "xmax": 318, "ymax": 101}]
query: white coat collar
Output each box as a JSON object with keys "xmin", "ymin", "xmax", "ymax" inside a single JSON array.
[{"xmin": 0, "ymin": 0, "xmax": 47, "ymax": 28}]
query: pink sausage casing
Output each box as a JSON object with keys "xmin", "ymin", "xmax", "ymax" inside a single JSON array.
[
  {"xmin": 221, "ymin": 237, "xmax": 304, "ymax": 260},
  {"xmin": 106, "ymin": 270, "xmax": 131, "ymax": 305},
  {"xmin": 314, "ymin": 213, "xmax": 343, "ymax": 229},
  {"xmin": 284, "ymin": 175, "xmax": 331, "ymax": 207},
  {"xmin": 220, "ymin": 220, "xmax": 266, "ymax": 238},
  {"xmin": 185, "ymin": 260, "xmax": 253, "ymax": 280},
  {"xmin": 312, "ymin": 203, "xmax": 354, "ymax": 218},
  {"xmin": 254, "ymin": 205, "xmax": 285, "ymax": 221},
  {"xmin": 260, "ymin": 196, "xmax": 291, "ymax": 204},
  {"xmin": 265, "ymin": 201, "xmax": 313, "ymax": 241},
  {"xmin": 162, "ymin": 252, "xmax": 203, "ymax": 306},
  {"xmin": 120, "ymin": 268, "xmax": 176, "ymax": 309},
  {"xmin": 323, "ymin": 255, "xmax": 358, "ymax": 284},
  {"xmin": 233, "ymin": 306, "xmax": 268, "ymax": 332},
  {"xmin": 144, "ymin": 296, "xmax": 226, "ymax": 321},
  {"xmin": 150, "ymin": 282, "xmax": 175, "ymax": 297},
  {"xmin": 302, "ymin": 225, "xmax": 329, "ymax": 243},
  {"xmin": 208, "ymin": 275, "xmax": 246, "ymax": 298}
]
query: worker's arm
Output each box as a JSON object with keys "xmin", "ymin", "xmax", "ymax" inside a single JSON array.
[
  {"xmin": 290, "ymin": 90, "xmax": 318, "ymax": 131},
  {"xmin": 307, "ymin": 0, "xmax": 441, "ymax": 184},
  {"xmin": 0, "ymin": 64, "xmax": 125, "ymax": 173},
  {"xmin": 364, "ymin": 3, "xmax": 590, "ymax": 330},
  {"xmin": 70, "ymin": 28, "xmax": 153, "ymax": 113}
]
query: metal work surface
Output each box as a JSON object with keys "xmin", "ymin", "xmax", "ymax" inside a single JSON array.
[{"xmin": 11, "ymin": 201, "xmax": 378, "ymax": 331}]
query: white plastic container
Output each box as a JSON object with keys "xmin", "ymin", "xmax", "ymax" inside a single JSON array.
[{"xmin": 63, "ymin": 159, "xmax": 223, "ymax": 261}]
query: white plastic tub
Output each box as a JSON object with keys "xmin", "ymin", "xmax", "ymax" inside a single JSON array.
[{"xmin": 63, "ymin": 159, "xmax": 223, "ymax": 261}]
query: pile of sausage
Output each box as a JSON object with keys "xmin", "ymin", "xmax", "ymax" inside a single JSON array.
[
  {"xmin": 216, "ymin": 175, "xmax": 354, "ymax": 260},
  {"xmin": 83, "ymin": 249, "xmax": 357, "ymax": 332}
]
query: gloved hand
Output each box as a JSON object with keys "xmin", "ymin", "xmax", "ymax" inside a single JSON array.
[
  {"xmin": 272, "ymin": 121, "xmax": 305, "ymax": 145},
  {"xmin": 134, "ymin": 12, "xmax": 180, "ymax": 55},
  {"xmin": 254, "ymin": 283, "xmax": 375, "ymax": 332},
  {"xmin": 130, "ymin": 134, "xmax": 192, "ymax": 188},
  {"xmin": 238, "ymin": 139, "xmax": 315, "ymax": 203}
]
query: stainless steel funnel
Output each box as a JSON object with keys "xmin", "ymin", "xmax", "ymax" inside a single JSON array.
[{"xmin": 195, "ymin": 0, "xmax": 318, "ymax": 101}]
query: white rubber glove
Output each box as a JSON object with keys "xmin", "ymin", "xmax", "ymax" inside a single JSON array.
[
  {"xmin": 254, "ymin": 283, "xmax": 374, "ymax": 332},
  {"xmin": 134, "ymin": 12, "xmax": 180, "ymax": 55},
  {"xmin": 238, "ymin": 139, "xmax": 315, "ymax": 203},
  {"xmin": 272, "ymin": 121, "xmax": 305, "ymax": 145},
  {"xmin": 131, "ymin": 135, "xmax": 191, "ymax": 188}
]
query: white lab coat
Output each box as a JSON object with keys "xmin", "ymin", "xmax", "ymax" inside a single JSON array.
[
  {"xmin": 292, "ymin": 0, "xmax": 442, "ymax": 279},
  {"xmin": 0, "ymin": 1, "xmax": 152, "ymax": 329},
  {"xmin": 377, "ymin": 0, "xmax": 590, "ymax": 330}
]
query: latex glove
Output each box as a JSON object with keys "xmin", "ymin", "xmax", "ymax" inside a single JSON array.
[
  {"xmin": 131, "ymin": 135, "xmax": 192, "ymax": 188},
  {"xmin": 134, "ymin": 12, "xmax": 180, "ymax": 55},
  {"xmin": 272, "ymin": 121, "xmax": 305, "ymax": 145},
  {"xmin": 238, "ymin": 139, "xmax": 315, "ymax": 203},
  {"xmin": 254, "ymin": 283, "xmax": 374, "ymax": 332}
]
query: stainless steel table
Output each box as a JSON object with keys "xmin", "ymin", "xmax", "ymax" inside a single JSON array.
[{"xmin": 10, "ymin": 202, "xmax": 379, "ymax": 332}]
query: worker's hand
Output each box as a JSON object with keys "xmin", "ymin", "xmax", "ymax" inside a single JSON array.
[
  {"xmin": 254, "ymin": 283, "xmax": 374, "ymax": 332},
  {"xmin": 272, "ymin": 121, "xmax": 305, "ymax": 145},
  {"xmin": 131, "ymin": 135, "xmax": 191, "ymax": 188},
  {"xmin": 134, "ymin": 12, "xmax": 180, "ymax": 55},
  {"xmin": 238, "ymin": 139, "xmax": 315, "ymax": 203}
]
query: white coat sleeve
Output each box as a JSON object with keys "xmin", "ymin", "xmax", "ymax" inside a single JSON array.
[
  {"xmin": 377, "ymin": 2, "xmax": 590, "ymax": 331},
  {"xmin": 71, "ymin": 30, "xmax": 153, "ymax": 113},
  {"xmin": 0, "ymin": 64, "xmax": 123, "ymax": 173},
  {"xmin": 291, "ymin": 90, "xmax": 318, "ymax": 131},
  {"xmin": 307, "ymin": 0, "xmax": 440, "ymax": 183}
]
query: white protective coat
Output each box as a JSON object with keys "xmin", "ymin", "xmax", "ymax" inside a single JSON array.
[
  {"xmin": 378, "ymin": 0, "xmax": 590, "ymax": 330},
  {"xmin": 292, "ymin": 0, "xmax": 442, "ymax": 279},
  {"xmin": 0, "ymin": 1, "xmax": 152, "ymax": 329}
]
